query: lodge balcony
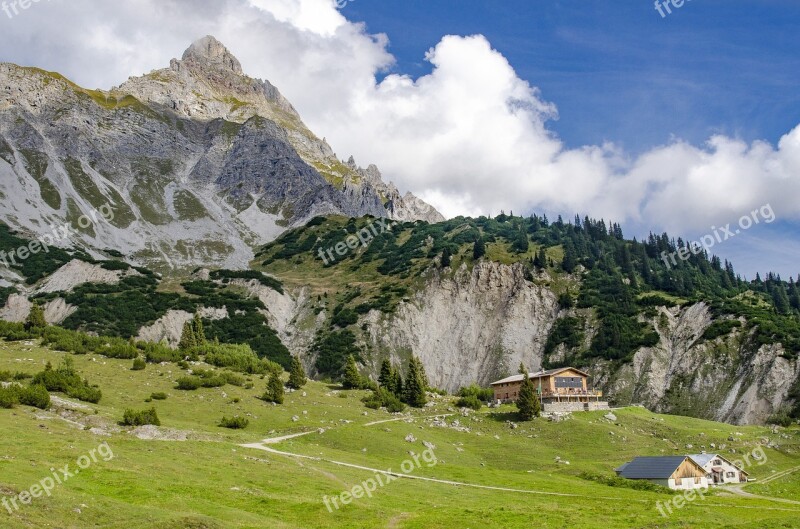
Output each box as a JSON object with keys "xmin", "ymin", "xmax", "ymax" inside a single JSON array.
[{"xmin": 540, "ymin": 389, "xmax": 604, "ymax": 402}]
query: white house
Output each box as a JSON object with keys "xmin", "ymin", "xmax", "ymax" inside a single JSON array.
[
  {"xmin": 688, "ymin": 454, "xmax": 749, "ymax": 485},
  {"xmin": 615, "ymin": 456, "xmax": 709, "ymax": 491}
]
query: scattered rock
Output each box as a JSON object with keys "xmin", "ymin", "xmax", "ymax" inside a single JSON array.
[
  {"xmin": 604, "ymin": 412, "xmax": 617, "ymax": 421},
  {"xmin": 405, "ymin": 434, "xmax": 417, "ymax": 443}
]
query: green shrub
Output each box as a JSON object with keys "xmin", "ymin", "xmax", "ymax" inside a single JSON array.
[
  {"xmin": 579, "ymin": 472, "xmax": 672, "ymax": 494},
  {"xmin": 702, "ymin": 320, "xmax": 742, "ymax": 341},
  {"xmin": 0, "ymin": 386, "xmax": 19, "ymax": 408},
  {"xmin": 131, "ymin": 357, "xmax": 147, "ymax": 371},
  {"xmin": 0, "ymin": 370, "xmax": 31, "ymax": 382},
  {"xmin": 17, "ymin": 384, "xmax": 51, "ymax": 410},
  {"xmin": 31, "ymin": 358, "xmax": 102, "ymax": 403},
  {"xmin": 121, "ymin": 407, "xmax": 161, "ymax": 427},
  {"xmin": 362, "ymin": 388, "xmax": 406, "ymax": 413},
  {"xmin": 767, "ymin": 409, "xmax": 794, "ymax": 427},
  {"xmin": 203, "ymin": 343, "xmax": 280, "ymax": 375},
  {"xmin": 150, "ymin": 392, "xmax": 168, "ymax": 401},
  {"xmin": 219, "ymin": 416, "xmax": 249, "ymax": 429},
  {"xmin": 175, "ymin": 376, "xmax": 202, "ymax": 390},
  {"xmin": 456, "ymin": 395, "xmax": 483, "ymax": 410},
  {"xmin": 457, "ymin": 385, "xmax": 494, "ymax": 402}
]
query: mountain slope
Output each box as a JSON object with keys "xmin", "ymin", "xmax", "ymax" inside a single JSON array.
[{"xmin": 0, "ymin": 36, "xmax": 442, "ymax": 273}]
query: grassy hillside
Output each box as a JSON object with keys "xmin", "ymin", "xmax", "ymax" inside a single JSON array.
[{"xmin": 1, "ymin": 338, "xmax": 799, "ymax": 528}]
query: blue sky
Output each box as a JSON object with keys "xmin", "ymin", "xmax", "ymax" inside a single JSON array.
[
  {"xmin": 336, "ymin": 0, "xmax": 800, "ymax": 278},
  {"xmin": 342, "ymin": 0, "xmax": 800, "ymax": 153}
]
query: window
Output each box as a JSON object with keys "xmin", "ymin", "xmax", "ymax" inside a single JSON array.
[
  {"xmin": 555, "ymin": 377, "xmax": 583, "ymax": 388},
  {"xmin": 695, "ymin": 477, "xmax": 702, "ymax": 484},
  {"xmin": 713, "ymin": 460, "xmax": 722, "ymax": 466},
  {"xmin": 675, "ymin": 478, "xmax": 682, "ymax": 485},
  {"xmin": 726, "ymin": 472, "xmax": 735, "ymax": 478}
]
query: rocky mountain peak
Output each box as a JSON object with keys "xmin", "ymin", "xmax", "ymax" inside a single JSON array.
[{"xmin": 181, "ymin": 35, "xmax": 243, "ymax": 75}]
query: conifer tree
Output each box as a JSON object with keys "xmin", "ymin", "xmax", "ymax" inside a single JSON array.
[
  {"xmin": 403, "ymin": 356, "xmax": 427, "ymax": 407},
  {"xmin": 178, "ymin": 321, "xmax": 196, "ymax": 351},
  {"xmin": 24, "ymin": 302, "xmax": 47, "ymax": 331},
  {"xmin": 441, "ymin": 247, "xmax": 452, "ymax": 267},
  {"xmin": 287, "ymin": 355, "xmax": 307, "ymax": 389},
  {"xmin": 516, "ymin": 369, "xmax": 540, "ymax": 421},
  {"xmin": 473, "ymin": 237, "xmax": 486, "ymax": 260},
  {"xmin": 263, "ymin": 371, "xmax": 285, "ymax": 404},
  {"xmin": 193, "ymin": 313, "xmax": 206, "ymax": 346},
  {"xmin": 390, "ymin": 368, "xmax": 403, "ymax": 397},
  {"xmin": 378, "ymin": 359, "xmax": 393, "ymax": 388},
  {"xmin": 342, "ymin": 354, "xmax": 362, "ymax": 389}
]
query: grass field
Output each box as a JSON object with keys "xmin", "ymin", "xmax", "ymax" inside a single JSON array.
[{"xmin": 1, "ymin": 339, "xmax": 799, "ymax": 528}]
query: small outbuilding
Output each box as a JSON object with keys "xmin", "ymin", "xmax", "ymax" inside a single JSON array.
[
  {"xmin": 615, "ymin": 456, "xmax": 709, "ymax": 490},
  {"xmin": 688, "ymin": 454, "xmax": 749, "ymax": 484}
]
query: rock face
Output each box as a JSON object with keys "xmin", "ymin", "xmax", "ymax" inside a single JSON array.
[
  {"xmin": 0, "ymin": 36, "xmax": 443, "ymax": 273},
  {"xmin": 248, "ymin": 260, "xmax": 797, "ymax": 426}
]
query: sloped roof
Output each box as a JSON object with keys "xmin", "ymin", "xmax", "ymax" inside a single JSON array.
[
  {"xmin": 490, "ymin": 367, "xmax": 590, "ymax": 386},
  {"xmin": 688, "ymin": 453, "xmax": 717, "ymax": 467},
  {"xmin": 688, "ymin": 454, "xmax": 748, "ymax": 474},
  {"xmin": 616, "ymin": 457, "xmax": 697, "ymax": 479}
]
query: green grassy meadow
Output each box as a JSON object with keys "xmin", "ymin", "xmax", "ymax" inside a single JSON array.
[{"xmin": 1, "ymin": 339, "xmax": 799, "ymax": 528}]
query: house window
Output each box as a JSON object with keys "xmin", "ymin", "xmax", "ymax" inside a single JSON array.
[
  {"xmin": 726, "ymin": 472, "xmax": 735, "ymax": 478},
  {"xmin": 555, "ymin": 377, "xmax": 583, "ymax": 388},
  {"xmin": 675, "ymin": 478, "xmax": 682, "ymax": 485},
  {"xmin": 713, "ymin": 460, "xmax": 722, "ymax": 466},
  {"xmin": 695, "ymin": 477, "xmax": 702, "ymax": 484}
]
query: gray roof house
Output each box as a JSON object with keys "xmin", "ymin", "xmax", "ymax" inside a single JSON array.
[
  {"xmin": 615, "ymin": 456, "xmax": 709, "ymax": 490},
  {"xmin": 688, "ymin": 454, "xmax": 749, "ymax": 485}
]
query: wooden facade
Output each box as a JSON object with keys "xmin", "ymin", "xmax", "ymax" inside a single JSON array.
[{"xmin": 490, "ymin": 367, "xmax": 602, "ymax": 404}]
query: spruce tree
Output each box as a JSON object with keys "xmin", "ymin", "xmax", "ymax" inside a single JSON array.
[
  {"xmin": 263, "ymin": 372, "xmax": 285, "ymax": 404},
  {"xmin": 287, "ymin": 356, "xmax": 307, "ymax": 389},
  {"xmin": 403, "ymin": 357, "xmax": 427, "ymax": 407},
  {"xmin": 441, "ymin": 247, "xmax": 452, "ymax": 268},
  {"xmin": 390, "ymin": 368, "xmax": 403, "ymax": 397},
  {"xmin": 516, "ymin": 369, "xmax": 540, "ymax": 421},
  {"xmin": 473, "ymin": 237, "xmax": 486, "ymax": 260},
  {"xmin": 342, "ymin": 354, "xmax": 362, "ymax": 389},
  {"xmin": 178, "ymin": 321, "xmax": 196, "ymax": 351},
  {"xmin": 193, "ymin": 313, "xmax": 206, "ymax": 346},
  {"xmin": 24, "ymin": 302, "xmax": 47, "ymax": 331},
  {"xmin": 378, "ymin": 359, "xmax": 393, "ymax": 388}
]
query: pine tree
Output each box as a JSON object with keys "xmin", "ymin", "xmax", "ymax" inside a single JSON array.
[
  {"xmin": 342, "ymin": 354, "xmax": 362, "ymax": 389},
  {"xmin": 24, "ymin": 302, "xmax": 47, "ymax": 331},
  {"xmin": 533, "ymin": 247, "xmax": 547, "ymax": 269},
  {"xmin": 473, "ymin": 237, "xmax": 486, "ymax": 260},
  {"xmin": 518, "ymin": 362, "xmax": 526, "ymax": 375},
  {"xmin": 403, "ymin": 357, "xmax": 427, "ymax": 407},
  {"xmin": 512, "ymin": 229, "xmax": 529, "ymax": 253},
  {"xmin": 178, "ymin": 321, "xmax": 196, "ymax": 351},
  {"xmin": 390, "ymin": 368, "xmax": 403, "ymax": 397},
  {"xmin": 193, "ymin": 313, "xmax": 206, "ymax": 346},
  {"xmin": 287, "ymin": 356, "xmax": 307, "ymax": 389},
  {"xmin": 441, "ymin": 247, "xmax": 452, "ymax": 268},
  {"xmin": 263, "ymin": 372, "xmax": 285, "ymax": 404},
  {"xmin": 516, "ymin": 369, "xmax": 540, "ymax": 421},
  {"xmin": 378, "ymin": 359, "xmax": 393, "ymax": 388}
]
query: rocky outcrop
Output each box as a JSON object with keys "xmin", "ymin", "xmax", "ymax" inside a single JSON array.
[{"xmin": 0, "ymin": 36, "xmax": 443, "ymax": 273}]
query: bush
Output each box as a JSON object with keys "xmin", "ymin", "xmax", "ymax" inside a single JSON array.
[
  {"xmin": 150, "ymin": 392, "xmax": 168, "ymax": 401},
  {"xmin": 131, "ymin": 357, "xmax": 147, "ymax": 371},
  {"xmin": 362, "ymin": 388, "xmax": 406, "ymax": 413},
  {"xmin": 17, "ymin": 384, "xmax": 51, "ymax": 410},
  {"xmin": 219, "ymin": 416, "xmax": 249, "ymax": 429},
  {"xmin": 0, "ymin": 370, "xmax": 31, "ymax": 382},
  {"xmin": 175, "ymin": 376, "xmax": 202, "ymax": 390},
  {"xmin": 121, "ymin": 407, "xmax": 161, "ymax": 427},
  {"xmin": 767, "ymin": 409, "xmax": 794, "ymax": 427},
  {"xmin": 457, "ymin": 385, "xmax": 494, "ymax": 402},
  {"xmin": 31, "ymin": 358, "xmax": 102, "ymax": 403},
  {"xmin": 0, "ymin": 386, "xmax": 19, "ymax": 408},
  {"xmin": 456, "ymin": 395, "xmax": 482, "ymax": 410},
  {"xmin": 203, "ymin": 343, "xmax": 281, "ymax": 375}
]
